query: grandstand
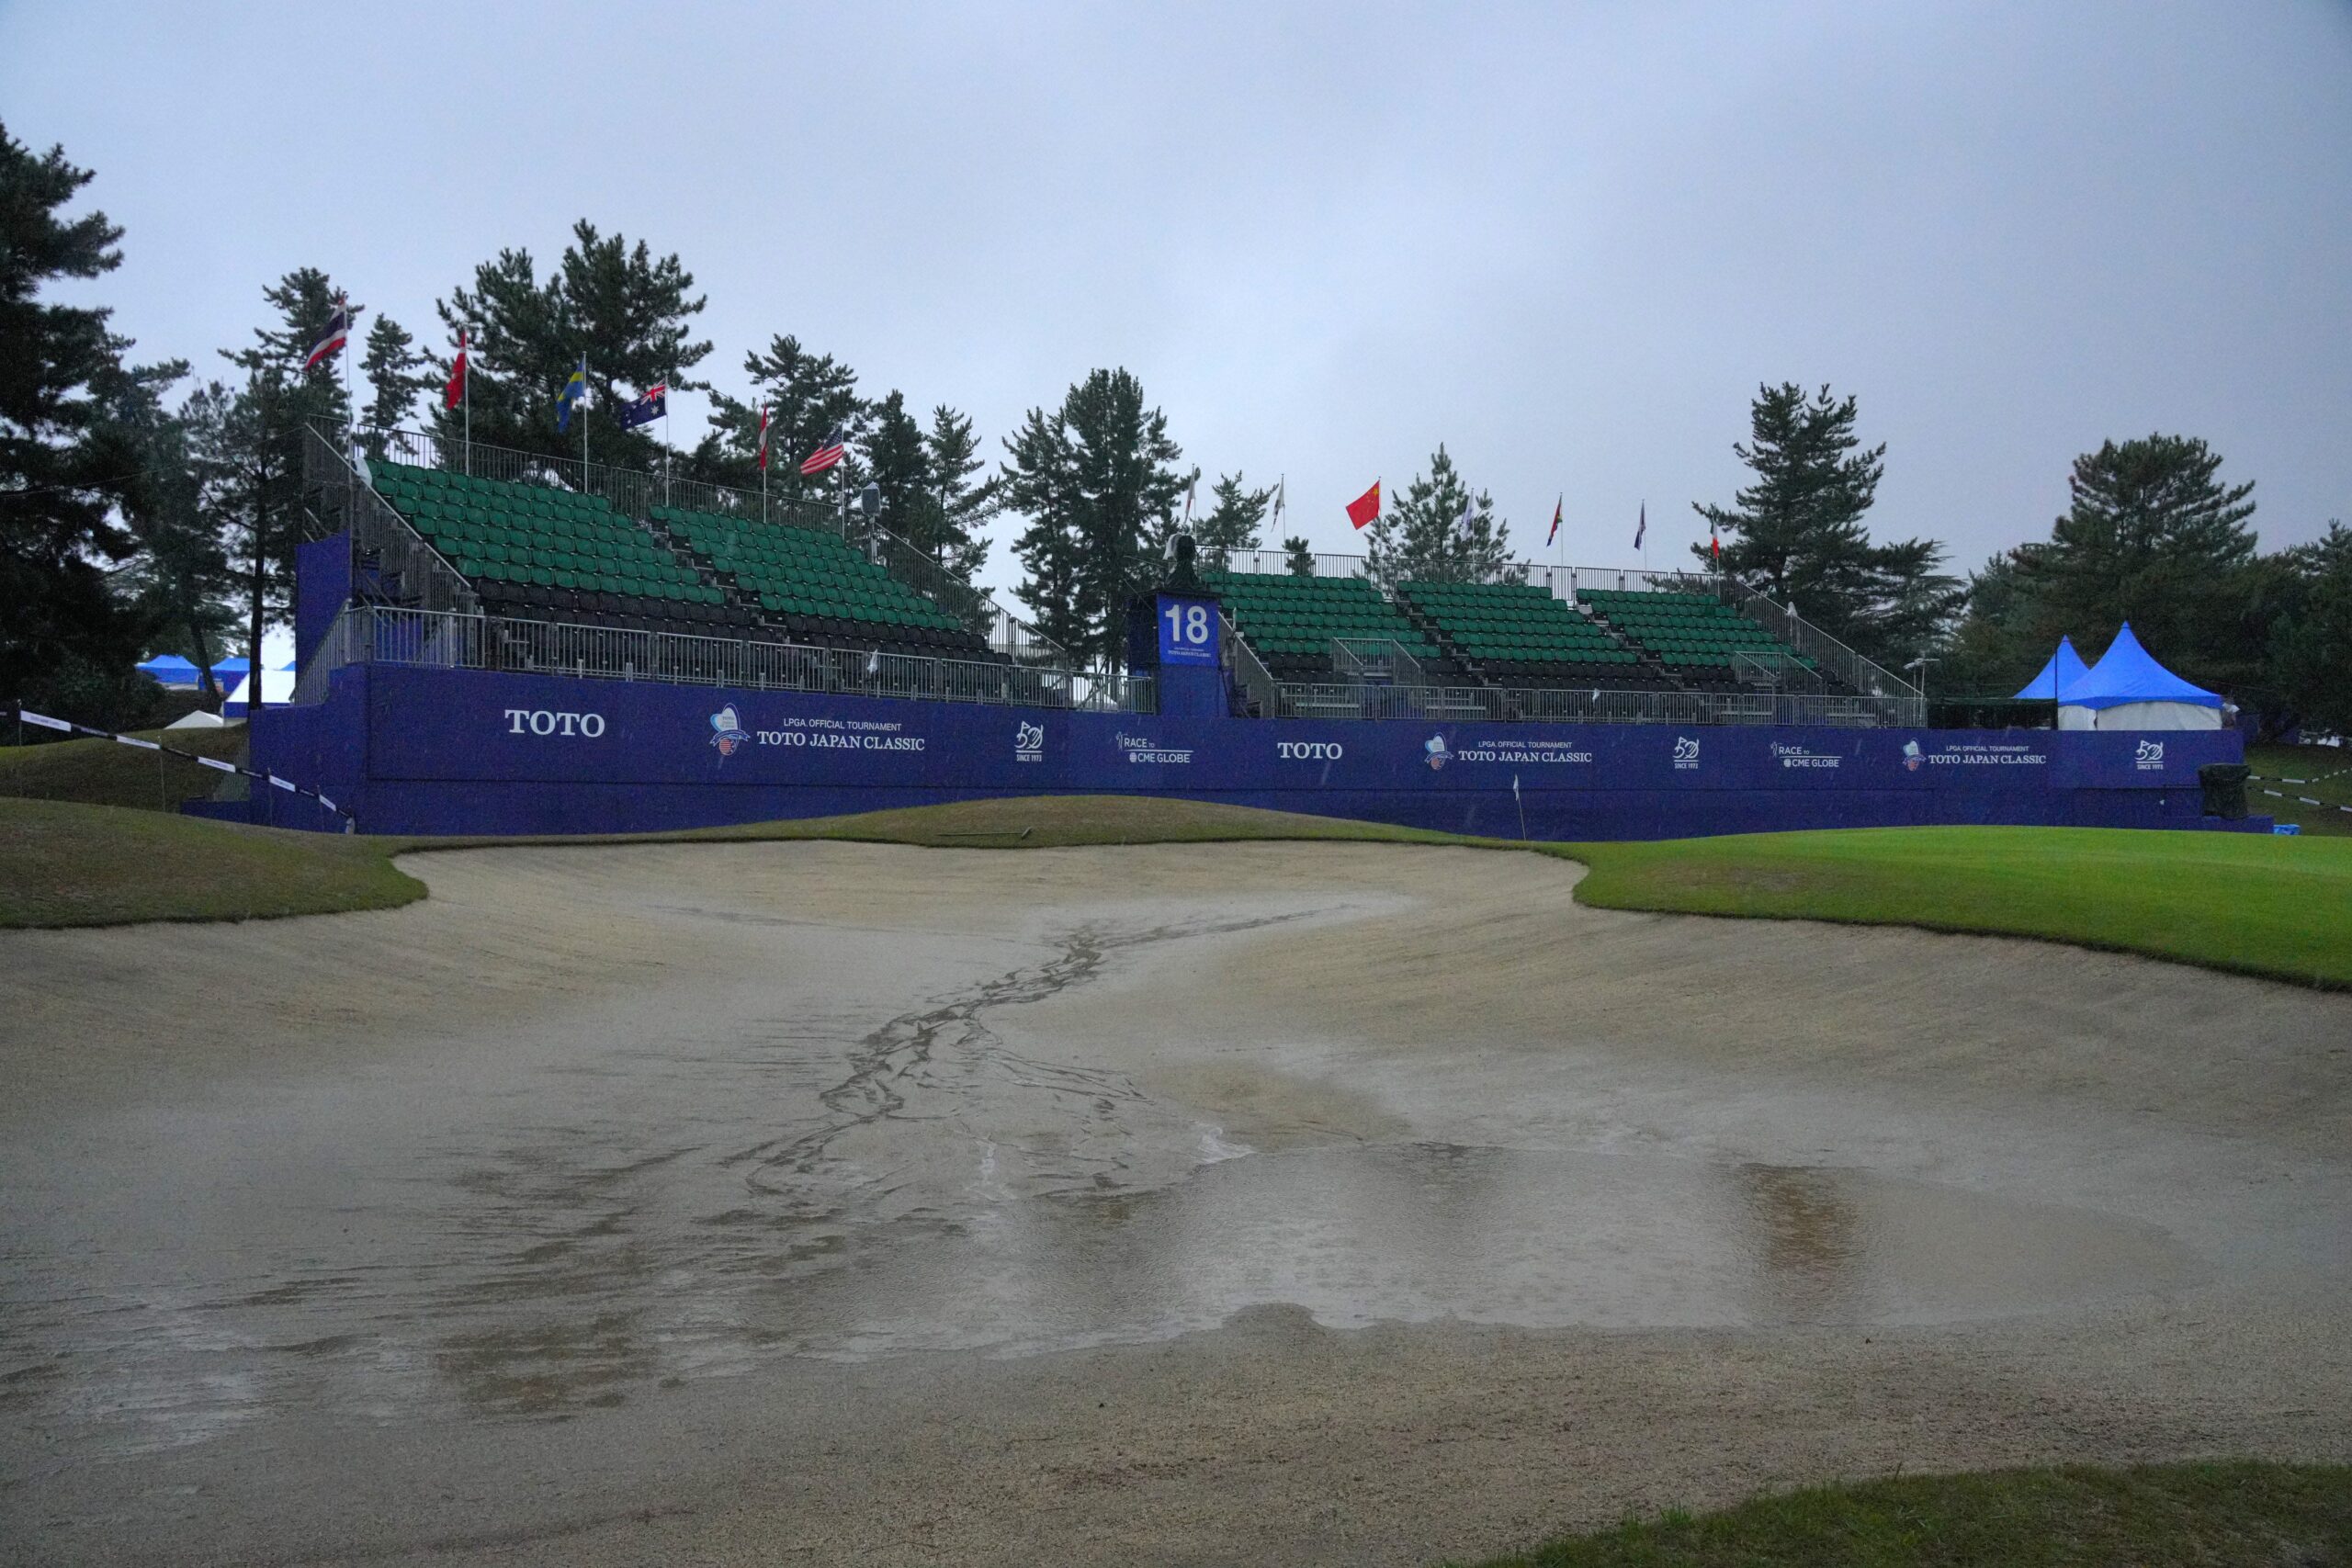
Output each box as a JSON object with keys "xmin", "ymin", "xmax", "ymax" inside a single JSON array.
[
  {"xmin": 652, "ymin": 505, "xmax": 994, "ymax": 660},
  {"xmin": 371, "ymin": 461, "xmax": 750, "ymax": 635},
  {"xmin": 1396, "ymin": 579, "xmax": 1661, "ymax": 688},
  {"xmin": 308, "ymin": 425, "xmax": 1922, "ymax": 735},
  {"xmin": 1579, "ymin": 587, "xmax": 1833, "ymax": 691},
  {"xmin": 1202, "ymin": 569, "xmax": 1445, "ymax": 680}
]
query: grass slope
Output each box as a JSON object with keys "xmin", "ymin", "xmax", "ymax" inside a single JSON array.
[
  {"xmin": 1563, "ymin": 825, "xmax": 2352, "ymax": 989},
  {"xmin": 6, "ymin": 794, "xmax": 2347, "ymax": 991},
  {"xmin": 0, "ymin": 726, "xmax": 245, "ymax": 814},
  {"xmin": 2248, "ymin": 741, "xmax": 2352, "ymax": 838},
  {"xmin": 0, "ymin": 798, "xmax": 424, "ymax": 928},
  {"xmin": 1460, "ymin": 1461, "xmax": 2352, "ymax": 1568}
]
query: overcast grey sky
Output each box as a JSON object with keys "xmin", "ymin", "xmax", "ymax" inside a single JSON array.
[{"xmin": 6, "ymin": 0, "xmax": 2348, "ymax": 609}]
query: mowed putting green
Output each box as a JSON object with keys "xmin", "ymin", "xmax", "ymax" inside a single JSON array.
[
  {"xmin": 1564, "ymin": 826, "xmax": 2352, "ymax": 990},
  {"xmin": 1460, "ymin": 1461, "xmax": 2352, "ymax": 1568}
]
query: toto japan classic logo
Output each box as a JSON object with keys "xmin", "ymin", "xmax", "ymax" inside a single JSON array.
[
  {"xmin": 504, "ymin": 707, "xmax": 605, "ymax": 738},
  {"xmin": 1902, "ymin": 739, "xmax": 1925, "ymax": 773},
  {"xmin": 708, "ymin": 705, "xmax": 751, "ymax": 758},
  {"xmin": 1423, "ymin": 734, "xmax": 1451, "ymax": 771}
]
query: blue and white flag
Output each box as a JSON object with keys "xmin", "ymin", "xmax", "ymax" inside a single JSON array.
[{"xmin": 618, "ymin": 382, "xmax": 667, "ymax": 430}]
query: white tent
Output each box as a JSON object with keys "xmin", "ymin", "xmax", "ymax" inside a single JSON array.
[
  {"xmin": 222, "ymin": 666, "xmax": 296, "ymax": 716},
  {"xmin": 163, "ymin": 708, "xmax": 231, "ymax": 730},
  {"xmin": 2058, "ymin": 624, "xmax": 2224, "ymax": 731}
]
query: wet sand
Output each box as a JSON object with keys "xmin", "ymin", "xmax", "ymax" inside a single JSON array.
[{"xmin": 3, "ymin": 841, "xmax": 2348, "ymax": 1565}]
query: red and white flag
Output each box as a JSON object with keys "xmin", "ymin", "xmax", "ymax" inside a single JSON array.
[
  {"xmin": 443, "ymin": 328, "xmax": 468, "ymax": 410},
  {"xmin": 800, "ymin": 423, "xmax": 847, "ymax": 477},
  {"xmin": 1710, "ymin": 517, "xmax": 1721, "ymax": 563},
  {"xmin": 1345, "ymin": 479, "xmax": 1381, "ymax": 530}
]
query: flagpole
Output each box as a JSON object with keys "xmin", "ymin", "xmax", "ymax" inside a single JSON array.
[
  {"xmin": 760, "ymin": 406, "xmax": 768, "ymax": 525},
  {"xmin": 339, "ymin": 292, "xmax": 357, "ymax": 447},
  {"xmin": 582, "ymin": 357, "xmax": 590, "ymax": 474},
  {"xmin": 461, "ymin": 325, "xmax": 472, "ymax": 477}
]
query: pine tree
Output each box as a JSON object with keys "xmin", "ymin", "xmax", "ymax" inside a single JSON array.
[
  {"xmin": 0, "ymin": 123, "xmax": 152, "ymax": 711},
  {"xmin": 865, "ymin": 390, "xmax": 931, "ymax": 539},
  {"xmin": 1001, "ymin": 368, "xmax": 1187, "ymax": 667},
  {"xmin": 1694, "ymin": 382, "xmax": 1958, "ymax": 666},
  {"xmin": 1002, "ymin": 405, "xmax": 1088, "ymax": 656},
  {"xmin": 96, "ymin": 362, "xmax": 242, "ymax": 702},
  {"xmin": 198, "ymin": 366, "xmax": 304, "ymax": 682},
  {"xmin": 1363, "ymin": 445, "xmax": 1511, "ymax": 586},
  {"xmin": 211, "ymin": 268, "xmax": 358, "ymax": 683},
  {"xmin": 921, "ymin": 404, "xmax": 998, "ymax": 579},
  {"xmin": 1182, "ymin": 471, "xmax": 1274, "ymax": 569},
  {"xmin": 1283, "ymin": 536, "xmax": 1316, "ymax": 578},
  {"xmin": 2268, "ymin": 522, "xmax": 2352, "ymax": 736},
  {"xmin": 430, "ymin": 221, "xmax": 710, "ymax": 472},
  {"xmin": 695, "ymin": 334, "xmax": 865, "ymax": 506},
  {"xmin": 359, "ymin": 314, "xmax": 428, "ymax": 429},
  {"xmin": 2028, "ymin": 434, "xmax": 2258, "ymax": 682}
]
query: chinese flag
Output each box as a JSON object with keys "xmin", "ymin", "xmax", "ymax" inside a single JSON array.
[{"xmin": 1345, "ymin": 480, "xmax": 1381, "ymax": 530}]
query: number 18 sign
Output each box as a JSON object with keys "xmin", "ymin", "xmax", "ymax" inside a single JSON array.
[{"xmin": 1157, "ymin": 596, "xmax": 1218, "ymax": 666}]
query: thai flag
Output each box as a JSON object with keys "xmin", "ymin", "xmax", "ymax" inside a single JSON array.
[
  {"xmin": 799, "ymin": 424, "xmax": 847, "ymax": 477},
  {"xmin": 303, "ymin": 295, "xmax": 355, "ymax": 369},
  {"xmin": 618, "ymin": 382, "xmax": 667, "ymax": 430}
]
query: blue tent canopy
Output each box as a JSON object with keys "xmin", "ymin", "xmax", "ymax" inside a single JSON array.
[
  {"xmin": 2012, "ymin": 637, "xmax": 2091, "ymax": 701},
  {"xmin": 2063, "ymin": 623, "xmax": 2222, "ymax": 711},
  {"xmin": 136, "ymin": 654, "xmax": 199, "ymax": 682}
]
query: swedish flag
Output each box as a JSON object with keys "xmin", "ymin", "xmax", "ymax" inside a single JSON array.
[{"xmin": 556, "ymin": 356, "xmax": 588, "ymax": 433}]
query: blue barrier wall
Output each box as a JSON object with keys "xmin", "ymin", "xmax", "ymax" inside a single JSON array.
[
  {"xmin": 239, "ymin": 662, "xmax": 2250, "ymax": 839},
  {"xmin": 295, "ymin": 533, "xmax": 350, "ymax": 671}
]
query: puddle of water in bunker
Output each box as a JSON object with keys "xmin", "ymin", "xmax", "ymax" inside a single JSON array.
[
  {"xmin": 2, "ymin": 1134, "xmax": 2203, "ymax": 1456},
  {"xmin": 0, "ymin": 908, "xmax": 2211, "ymax": 1456}
]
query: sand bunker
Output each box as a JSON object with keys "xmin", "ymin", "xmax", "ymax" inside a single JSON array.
[{"xmin": 3, "ymin": 841, "xmax": 2347, "ymax": 1565}]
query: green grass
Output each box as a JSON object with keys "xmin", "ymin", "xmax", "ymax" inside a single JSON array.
[
  {"xmin": 0, "ymin": 797, "xmax": 424, "ymax": 928},
  {"xmin": 2247, "ymin": 741, "xmax": 2352, "ymax": 838},
  {"xmin": 0, "ymin": 724, "xmax": 246, "ymax": 813},
  {"xmin": 6, "ymin": 795, "xmax": 2347, "ymax": 991},
  {"xmin": 1561, "ymin": 825, "xmax": 2352, "ymax": 989},
  {"xmin": 1458, "ymin": 1461, "xmax": 2351, "ymax": 1567}
]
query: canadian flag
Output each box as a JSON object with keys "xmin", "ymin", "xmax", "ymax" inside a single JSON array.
[{"xmin": 444, "ymin": 328, "xmax": 468, "ymax": 410}]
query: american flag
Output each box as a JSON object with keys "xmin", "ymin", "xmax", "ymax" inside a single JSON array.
[{"xmin": 799, "ymin": 423, "xmax": 847, "ymax": 477}]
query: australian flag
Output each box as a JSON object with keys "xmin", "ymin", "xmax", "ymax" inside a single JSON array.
[{"xmin": 618, "ymin": 382, "xmax": 667, "ymax": 430}]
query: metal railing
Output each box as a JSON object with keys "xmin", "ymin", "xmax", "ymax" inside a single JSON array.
[
  {"xmin": 290, "ymin": 603, "xmax": 1154, "ymax": 714},
  {"xmin": 1734, "ymin": 649, "xmax": 1825, "ymax": 695},
  {"xmin": 1331, "ymin": 636, "xmax": 1429, "ymax": 688},
  {"xmin": 340, "ymin": 423, "xmax": 1071, "ymax": 666},
  {"xmin": 304, "ymin": 427, "xmax": 479, "ymax": 615},
  {"xmin": 1221, "ymin": 609, "xmax": 1280, "ymax": 717},
  {"xmin": 1714, "ymin": 573, "xmax": 1921, "ymax": 715},
  {"xmin": 1263, "ymin": 681, "xmax": 1912, "ymax": 727}
]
